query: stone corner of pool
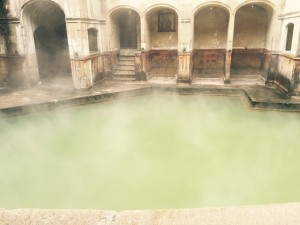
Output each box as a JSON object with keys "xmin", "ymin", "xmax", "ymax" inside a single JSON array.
[{"xmin": 1, "ymin": 203, "xmax": 300, "ymax": 225}]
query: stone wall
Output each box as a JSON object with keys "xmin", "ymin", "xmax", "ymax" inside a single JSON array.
[
  {"xmin": 147, "ymin": 10, "xmax": 178, "ymax": 49},
  {"xmin": 70, "ymin": 52, "xmax": 112, "ymax": 89},
  {"xmin": 0, "ymin": 56, "xmax": 7, "ymax": 84},
  {"xmin": 146, "ymin": 50, "xmax": 178, "ymax": 77},
  {"xmin": 194, "ymin": 7, "xmax": 228, "ymax": 50},
  {"xmin": 275, "ymin": 54, "xmax": 296, "ymax": 91},
  {"xmin": 231, "ymin": 49, "xmax": 265, "ymax": 75},
  {"xmin": 193, "ymin": 49, "xmax": 225, "ymax": 77}
]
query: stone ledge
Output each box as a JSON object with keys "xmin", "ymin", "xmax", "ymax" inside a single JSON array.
[
  {"xmin": 1, "ymin": 203, "xmax": 300, "ymax": 225},
  {"xmin": 1, "ymin": 83, "xmax": 300, "ymax": 117}
]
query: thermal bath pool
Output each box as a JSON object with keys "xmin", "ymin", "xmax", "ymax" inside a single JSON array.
[{"xmin": 0, "ymin": 94, "xmax": 300, "ymax": 210}]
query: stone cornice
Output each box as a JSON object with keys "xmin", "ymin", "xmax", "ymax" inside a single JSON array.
[
  {"xmin": 0, "ymin": 17, "xmax": 20, "ymax": 24},
  {"xmin": 278, "ymin": 11, "xmax": 300, "ymax": 19},
  {"xmin": 66, "ymin": 18, "xmax": 106, "ymax": 25}
]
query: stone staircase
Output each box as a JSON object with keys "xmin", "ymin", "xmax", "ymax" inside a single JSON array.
[{"xmin": 113, "ymin": 51, "xmax": 136, "ymax": 82}]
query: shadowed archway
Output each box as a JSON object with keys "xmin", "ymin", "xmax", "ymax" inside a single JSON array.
[
  {"xmin": 110, "ymin": 8, "xmax": 141, "ymax": 50},
  {"xmin": 231, "ymin": 3, "xmax": 274, "ymax": 78},
  {"xmin": 22, "ymin": 0, "xmax": 71, "ymax": 85}
]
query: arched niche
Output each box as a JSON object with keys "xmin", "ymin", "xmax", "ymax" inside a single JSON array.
[
  {"xmin": 231, "ymin": 3, "xmax": 274, "ymax": 76},
  {"xmin": 22, "ymin": 0, "xmax": 71, "ymax": 83},
  {"xmin": 109, "ymin": 8, "xmax": 141, "ymax": 50},
  {"xmin": 193, "ymin": 6, "xmax": 229, "ymax": 78}
]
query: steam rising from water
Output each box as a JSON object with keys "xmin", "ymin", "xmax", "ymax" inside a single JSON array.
[{"xmin": 0, "ymin": 94, "xmax": 300, "ymax": 210}]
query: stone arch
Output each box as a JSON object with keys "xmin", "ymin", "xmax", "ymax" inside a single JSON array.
[
  {"xmin": 143, "ymin": 4, "xmax": 179, "ymax": 78},
  {"xmin": 109, "ymin": 5, "xmax": 142, "ymax": 18},
  {"xmin": 144, "ymin": 4, "xmax": 179, "ymax": 50},
  {"xmin": 21, "ymin": 0, "xmax": 71, "ymax": 84},
  {"xmin": 231, "ymin": 1, "xmax": 275, "ymax": 77},
  {"xmin": 20, "ymin": 0, "xmax": 64, "ymax": 15},
  {"xmin": 233, "ymin": 0, "xmax": 275, "ymax": 15},
  {"xmin": 193, "ymin": 1, "xmax": 232, "ymax": 15},
  {"xmin": 109, "ymin": 6, "xmax": 141, "ymax": 50},
  {"xmin": 144, "ymin": 3, "xmax": 179, "ymax": 17},
  {"xmin": 193, "ymin": 3, "xmax": 230, "ymax": 78}
]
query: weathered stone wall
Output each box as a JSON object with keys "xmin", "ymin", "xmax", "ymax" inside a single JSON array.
[
  {"xmin": 0, "ymin": 57, "xmax": 7, "ymax": 84},
  {"xmin": 194, "ymin": 7, "xmax": 228, "ymax": 49},
  {"xmin": 148, "ymin": 10, "xmax": 178, "ymax": 49},
  {"xmin": 71, "ymin": 52, "xmax": 113, "ymax": 89},
  {"xmin": 231, "ymin": 49, "xmax": 265, "ymax": 75},
  {"xmin": 147, "ymin": 50, "xmax": 178, "ymax": 77},
  {"xmin": 0, "ymin": 18, "xmax": 26, "ymax": 86},
  {"xmin": 233, "ymin": 5, "xmax": 270, "ymax": 49},
  {"xmin": 275, "ymin": 54, "xmax": 296, "ymax": 91},
  {"xmin": 262, "ymin": 50, "xmax": 272, "ymax": 80},
  {"xmin": 193, "ymin": 49, "xmax": 225, "ymax": 76}
]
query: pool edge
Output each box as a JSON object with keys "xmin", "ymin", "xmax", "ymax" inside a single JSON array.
[{"xmin": 1, "ymin": 85, "xmax": 300, "ymax": 117}]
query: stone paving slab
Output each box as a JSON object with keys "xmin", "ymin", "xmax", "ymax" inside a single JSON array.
[
  {"xmin": 0, "ymin": 209, "xmax": 116, "ymax": 225},
  {"xmin": 1, "ymin": 203, "xmax": 300, "ymax": 225}
]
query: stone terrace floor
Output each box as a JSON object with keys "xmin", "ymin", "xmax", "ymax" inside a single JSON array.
[{"xmin": 1, "ymin": 76, "xmax": 300, "ymax": 116}]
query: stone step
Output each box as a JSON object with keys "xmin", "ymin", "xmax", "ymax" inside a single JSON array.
[
  {"xmin": 117, "ymin": 61, "xmax": 135, "ymax": 66},
  {"xmin": 119, "ymin": 56, "xmax": 135, "ymax": 61},
  {"xmin": 120, "ymin": 49, "xmax": 137, "ymax": 56},
  {"xmin": 116, "ymin": 65, "xmax": 135, "ymax": 71},
  {"xmin": 113, "ymin": 77, "xmax": 136, "ymax": 82},
  {"xmin": 114, "ymin": 70, "xmax": 135, "ymax": 76},
  {"xmin": 231, "ymin": 75, "xmax": 261, "ymax": 79}
]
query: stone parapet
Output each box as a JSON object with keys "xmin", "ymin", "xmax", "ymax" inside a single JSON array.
[{"xmin": 1, "ymin": 203, "xmax": 300, "ymax": 225}]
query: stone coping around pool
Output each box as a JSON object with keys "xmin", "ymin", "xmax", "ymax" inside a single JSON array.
[
  {"xmin": 1, "ymin": 203, "xmax": 300, "ymax": 225},
  {"xmin": 1, "ymin": 83, "xmax": 300, "ymax": 117}
]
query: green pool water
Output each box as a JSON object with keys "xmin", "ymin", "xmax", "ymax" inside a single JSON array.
[{"xmin": 0, "ymin": 94, "xmax": 300, "ymax": 210}]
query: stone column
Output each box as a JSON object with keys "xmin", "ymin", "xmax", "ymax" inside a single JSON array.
[
  {"xmin": 265, "ymin": 15, "xmax": 281, "ymax": 83},
  {"xmin": 225, "ymin": 13, "xmax": 235, "ymax": 84},
  {"xmin": 66, "ymin": 19, "xmax": 91, "ymax": 89},
  {"xmin": 134, "ymin": 51, "xmax": 147, "ymax": 81},
  {"xmin": 3, "ymin": 18, "xmax": 29, "ymax": 87},
  {"xmin": 140, "ymin": 16, "xmax": 147, "ymax": 51},
  {"xmin": 178, "ymin": 52, "xmax": 192, "ymax": 83},
  {"xmin": 177, "ymin": 18, "xmax": 193, "ymax": 83}
]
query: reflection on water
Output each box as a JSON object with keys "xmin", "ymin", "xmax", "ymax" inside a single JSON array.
[{"xmin": 0, "ymin": 94, "xmax": 300, "ymax": 210}]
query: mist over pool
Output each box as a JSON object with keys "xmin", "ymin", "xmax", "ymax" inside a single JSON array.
[{"xmin": 1, "ymin": 94, "xmax": 300, "ymax": 210}]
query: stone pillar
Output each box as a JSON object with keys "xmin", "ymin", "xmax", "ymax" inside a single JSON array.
[
  {"xmin": 1, "ymin": 18, "xmax": 28, "ymax": 87},
  {"xmin": 103, "ymin": 52, "xmax": 113, "ymax": 79},
  {"xmin": 140, "ymin": 17, "xmax": 147, "ymax": 51},
  {"xmin": 134, "ymin": 51, "xmax": 147, "ymax": 81},
  {"xmin": 66, "ymin": 19, "xmax": 92, "ymax": 89},
  {"xmin": 177, "ymin": 18, "xmax": 193, "ymax": 83},
  {"xmin": 265, "ymin": 16, "xmax": 281, "ymax": 84},
  {"xmin": 70, "ymin": 57, "xmax": 92, "ymax": 89},
  {"xmin": 225, "ymin": 13, "xmax": 235, "ymax": 84},
  {"xmin": 99, "ymin": 19, "xmax": 108, "ymax": 52},
  {"xmin": 178, "ymin": 52, "xmax": 192, "ymax": 83}
]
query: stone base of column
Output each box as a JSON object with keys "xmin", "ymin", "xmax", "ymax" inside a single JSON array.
[
  {"xmin": 224, "ymin": 78, "xmax": 231, "ymax": 84},
  {"xmin": 177, "ymin": 77, "xmax": 192, "ymax": 84}
]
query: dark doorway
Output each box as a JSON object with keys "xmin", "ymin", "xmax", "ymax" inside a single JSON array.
[
  {"xmin": 119, "ymin": 11, "xmax": 137, "ymax": 48},
  {"xmin": 34, "ymin": 26, "xmax": 53, "ymax": 76},
  {"xmin": 33, "ymin": 11, "xmax": 71, "ymax": 77}
]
